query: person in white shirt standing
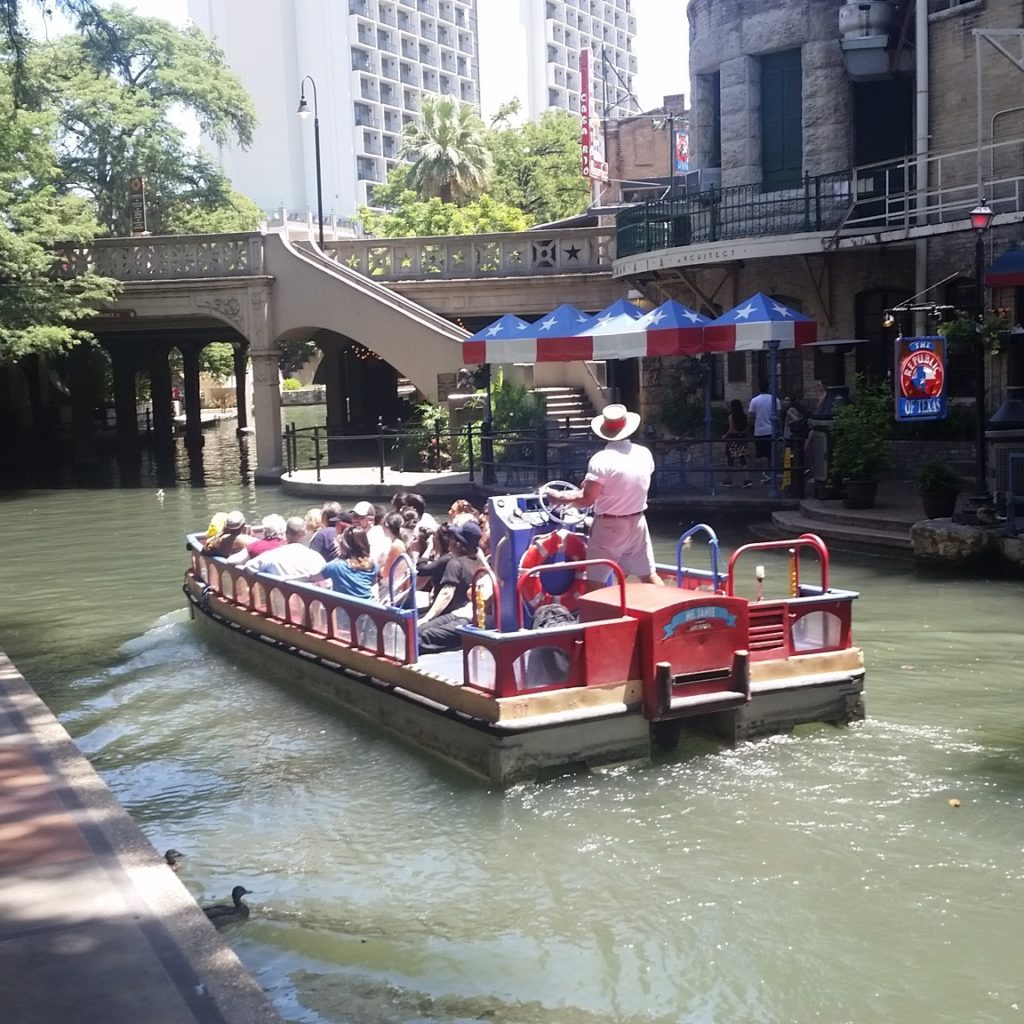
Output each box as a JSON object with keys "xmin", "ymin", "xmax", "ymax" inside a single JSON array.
[
  {"xmin": 748, "ymin": 382, "xmax": 780, "ymax": 484},
  {"xmin": 546, "ymin": 404, "xmax": 663, "ymax": 590}
]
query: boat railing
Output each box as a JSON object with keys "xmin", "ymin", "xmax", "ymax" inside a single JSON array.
[
  {"xmin": 515, "ymin": 559, "xmax": 626, "ymax": 629},
  {"xmin": 193, "ymin": 547, "xmax": 420, "ymax": 666},
  {"xmin": 727, "ymin": 533, "xmax": 830, "ymax": 596},
  {"xmin": 470, "ymin": 564, "xmax": 500, "ymax": 629},
  {"xmin": 676, "ymin": 523, "xmax": 721, "ymax": 589}
]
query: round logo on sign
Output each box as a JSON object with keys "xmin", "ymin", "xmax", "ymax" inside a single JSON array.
[
  {"xmin": 900, "ymin": 349, "xmax": 944, "ymax": 399},
  {"xmin": 129, "ymin": 177, "xmax": 144, "ymax": 193}
]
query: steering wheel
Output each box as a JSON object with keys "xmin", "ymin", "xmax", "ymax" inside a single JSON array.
[{"xmin": 538, "ymin": 479, "xmax": 592, "ymax": 527}]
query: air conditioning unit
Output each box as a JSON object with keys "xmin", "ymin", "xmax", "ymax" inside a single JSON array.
[{"xmin": 684, "ymin": 167, "xmax": 722, "ymax": 196}]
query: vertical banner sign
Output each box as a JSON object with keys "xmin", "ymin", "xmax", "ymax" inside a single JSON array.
[
  {"xmin": 579, "ymin": 49, "xmax": 608, "ymax": 182},
  {"xmin": 673, "ymin": 128, "xmax": 690, "ymax": 174},
  {"xmin": 129, "ymin": 176, "xmax": 148, "ymax": 236},
  {"xmin": 894, "ymin": 335, "xmax": 947, "ymax": 422}
]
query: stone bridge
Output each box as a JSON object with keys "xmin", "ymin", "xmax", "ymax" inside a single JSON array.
[{"xmin": 63, "ymin": 227, "xmax": 621, "ymax": 479}]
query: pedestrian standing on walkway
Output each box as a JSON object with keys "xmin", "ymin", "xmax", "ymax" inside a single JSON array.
[
  {"xmin": 721, "ymin": 399, "xmax": 752, "ymax": 487},
  {"xmin": 748, "ymin": 382, "xmax": 780, "ymax": 484},
  {"xmin": 545, "ymin": 404, "xmax": 663, "ymax": 590}
]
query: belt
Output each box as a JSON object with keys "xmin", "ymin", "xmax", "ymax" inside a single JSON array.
[{"xmin": 596, "ymin": 511, "xmax": 644, "ymax": 519}]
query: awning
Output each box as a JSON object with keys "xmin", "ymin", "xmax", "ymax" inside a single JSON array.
[
  {"xmin": 704, "ymin": 292, "xmax": 817, "ymax": 351},
  {"xmin": 986, "ymin": 248, "xmax": 1024, "ymax": 288}
]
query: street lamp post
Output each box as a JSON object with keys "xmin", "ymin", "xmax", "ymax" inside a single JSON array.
[
  {"xmin": 296, "ymin": 75, "xmax": 324, "ymax": 250},
  {"xmin": 956, "ymin": 199, "xmax": 995, "ymax": 524}
]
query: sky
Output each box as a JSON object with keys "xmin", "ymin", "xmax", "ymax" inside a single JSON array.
[{"xmin": 111, "ymin": 0, "xmax": 690, "ymax": 114}]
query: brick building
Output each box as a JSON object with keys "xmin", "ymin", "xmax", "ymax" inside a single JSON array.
[{"xmin": 609, "ymin": 0, "xmax": 1024, "ymax": 439}]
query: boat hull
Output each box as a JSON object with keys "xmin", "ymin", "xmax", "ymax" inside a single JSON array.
[
  {"xmin": 184, "ymin": 575, "xmax": 865, "ymax": 785},
  {"xmin": 185, "ymin": 578, "xmax": 652, "ymax": 785}
]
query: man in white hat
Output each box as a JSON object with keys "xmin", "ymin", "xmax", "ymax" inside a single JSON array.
[{"xmin": 545, "ymin": 404, "xmax": 663, "ymax": 589}]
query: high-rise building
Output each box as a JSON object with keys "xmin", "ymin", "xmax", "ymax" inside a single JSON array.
[
  {"xmin": 187, "ymin": 0, "xmax": 638, "ymax": 222},
  {"xmin": 477, "ymin": 0, "xmax": 637, "ymax": 122},
  {"xmin": 187, "ymin": 0, "xmax": 480, "ymax": 222}
]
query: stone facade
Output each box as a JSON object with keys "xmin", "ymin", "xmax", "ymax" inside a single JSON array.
[{"xmin": 613, "ymin": 0, "xmax": 1024, "ymax": 432}]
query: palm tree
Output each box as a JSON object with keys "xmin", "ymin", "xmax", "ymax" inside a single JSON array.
[{"xmin": 400, "ymin": 96, "xmax": 493, "ymax": 205}]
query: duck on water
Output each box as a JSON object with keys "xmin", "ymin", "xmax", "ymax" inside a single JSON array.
[{"xmin": 202, "ymin": 886, "xmax": 252, "ymax": 927}]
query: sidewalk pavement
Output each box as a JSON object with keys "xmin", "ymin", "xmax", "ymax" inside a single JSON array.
[{"xmin": 0, "ymin": 650, "xmax": 283, "ymax": 1024}]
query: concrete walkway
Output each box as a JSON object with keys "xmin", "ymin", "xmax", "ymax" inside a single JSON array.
[{"xmin": 0, "ymin": 650, "xmax": 283, "ymax": 1024}]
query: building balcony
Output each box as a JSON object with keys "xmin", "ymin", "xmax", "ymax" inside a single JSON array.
[{"xmin": 613, "ymin": 139, "xmax": 1024, "ymax": 274}]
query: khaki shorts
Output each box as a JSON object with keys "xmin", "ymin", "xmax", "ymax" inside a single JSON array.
[{"xmin": 585, "ymin": 514, "xmax": 656, "ymax": 582}]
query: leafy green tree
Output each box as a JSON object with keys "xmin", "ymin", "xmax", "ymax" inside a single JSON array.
[
  {"xmin": 359, "ymin": 193, "xmax": 528, "ymax": 239},
  {"xmin": 30, "ymin": 6, "xmax": 256, "ymax": 235},
  {"xmin": 0, "ymin": 73, "xmax": 116, "ymax": 364},
  {"xmin": 401, "ymin": 96, "xmax": 493, "ymax": 205},
  {"xmin": 1, "ymin": 0, "xmax": 111, "ymax": 104},
  {"xmin": 486, "ymin": 110, "xmax": 590, "ymax": 224},
  {"xmin": 163, "ymin": 190, "xmax": 263, "ymax": 234}
]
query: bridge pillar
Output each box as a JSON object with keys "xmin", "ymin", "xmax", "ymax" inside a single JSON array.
[
  {"xmin": 68, "ymin": 342, "xmax": 98, "ymax": 462},
  {"xmin": 147, "ymin": 346, "xmax": 175, "ymax": 478},
  {"xmin": 233, "ymin": 345, "xmax": 250, "ymax": 432},
  {"xmin": 251, "ymin": 349, "xmax": 282, "ymax": 481},
  {"xmin": 180, "ymin": 344, "xmax": 204, "ymax": 454},
  {"xmin": 110, "ymin": 349, "xmax": 141, "ymax": 467}
]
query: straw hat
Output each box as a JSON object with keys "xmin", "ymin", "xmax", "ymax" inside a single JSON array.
[{"xmin": 591, "ymin": 403, "xmax": 641, "ymax": 441}]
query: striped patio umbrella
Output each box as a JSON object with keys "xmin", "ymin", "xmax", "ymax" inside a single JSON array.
[
  {"xmin": 640, "ymin": 299, "xmax": 712, "ymax": 355},
  {"xmin": 462, "ymin": 313, "xmax": 531, "ymax": 365},
  {"xmin": 539, "ymin": 298, "xmax": 646, "ymax": 361},
  {"xmin": 704, "ymin": 292, "xmax": 817, "ymax": 351}
]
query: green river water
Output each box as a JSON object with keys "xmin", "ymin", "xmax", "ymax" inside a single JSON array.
[{"xmin": 1, "ymin": 421, "xmax": 1023, "ymax": 1024}]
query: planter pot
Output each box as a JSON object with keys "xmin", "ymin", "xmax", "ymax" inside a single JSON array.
[
  {"xmin": 920, "ymin": 486, "xmax": 959, "ymax": 520},
  {"xmin": 842, "ymin": 477, "xmax": 878, "ymax": 509}
]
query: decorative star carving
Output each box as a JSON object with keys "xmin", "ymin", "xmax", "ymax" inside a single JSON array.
[
  {"xmin": 733, "ymin": 303, "xmax": 756, "ymax": 320},
  {"xmin": 565, "ymin": 245, "xmax": 581, "ymax": 260}
]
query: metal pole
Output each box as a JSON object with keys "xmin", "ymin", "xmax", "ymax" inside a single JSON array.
[
  {"xmin": 378, "ymin": 416, "xmax": 385, "ymax": 484},
  {"xmin": 298, "ymin": 76, "xmax": 325, "ymax": 250},
  {"xmin": 313, "ymin": 111, "xmax": 324, "ymax": 250},
  {"xmin": 768, "ymin": 339, "xmax": 780, "ymax": 499}
]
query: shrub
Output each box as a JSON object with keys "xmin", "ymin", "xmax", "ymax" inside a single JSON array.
[
  {"xmin": 281, "ymin": 377, "xmax": 303, "ymax": 392},
  {"xmin": 830, "ymin": 375, "xmax": 892, "ymax": 480}
]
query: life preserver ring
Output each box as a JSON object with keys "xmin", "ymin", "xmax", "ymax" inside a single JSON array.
[{"xmin": 518, "ymin": 529, "xmax": 587, "ymax": 613}]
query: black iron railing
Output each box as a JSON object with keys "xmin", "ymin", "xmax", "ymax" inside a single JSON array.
[
  {"xmin": 616, "ymin": 171, "xmax": 859, "ymax": 258},
  {"xmin": 281, "ymin": 422, "xmax": 817, "ymax": 498}
]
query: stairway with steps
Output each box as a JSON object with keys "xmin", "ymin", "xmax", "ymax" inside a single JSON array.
[
  {"xmin": 533, "ymin": 386, "xmax": 598, "ymax": 436},
  {"xmin": 771, "ymin": 491, "xmax": 921, "ymax": 550}
]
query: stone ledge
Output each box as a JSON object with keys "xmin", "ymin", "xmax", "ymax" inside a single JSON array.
[{"xmin": 910, "ymin": 519, "xmax": 1024, "ymax": 573}]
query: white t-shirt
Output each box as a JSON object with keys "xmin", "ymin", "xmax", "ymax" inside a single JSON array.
[
  {"xmin": 748, "ymin": 393, "xmax": 780, "ymax": 437},
  {"xmin": 367, "ymin": 524, "xmax": 389, "ymax": 568},
  {"xmin": 246, "ymin": 543, "xmax": 325, "ymax": 580},
  {"xmin": 584, "ymin": 440, "xmax": 655, "ymax": 516}
]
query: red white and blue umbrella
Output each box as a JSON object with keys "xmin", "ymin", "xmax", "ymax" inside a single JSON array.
[
  {"xmin": 640, "ymin": 299, "xmax": 712, "ymax": 356},
  {"xmin": 704, "ymin": 292, "xmax": 817, "ymax": 351},
  {"xmin": 526, "ymin": 303, "xmax": 596, "ymax": 362},
  {"xmin": 541, "ymin": 298, "xmax": 648, "ymax": 361},
  {"xmin": 462, "ymin": 313, "xmax": 531, "ymax": 365}
]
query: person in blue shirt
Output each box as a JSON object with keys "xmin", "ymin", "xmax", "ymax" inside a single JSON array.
[{"xmin": 315, "ymin": 527, "xmax": 377, "ymax": 599}]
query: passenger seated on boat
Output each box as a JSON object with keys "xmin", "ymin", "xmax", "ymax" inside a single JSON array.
[
  {"xmin": 313, "ymin": 526, "xmax": 378, "ymax": 600},
  {"xmin": 417, "ymin": 520, "xmax": 484, "ymax": 655},
  {"xmin": 308, "ymin": 502, "xmax": 342, "ymax": 560},
  {"xmin": 226, "ymin": 514, "xmax": 287, "ymax": 564},
  {"xmin": 380, "ymin": 512, "xmax": 412, "ymax": 607},
  {"xmin": 203, "ymin": 510, "xmax": 253, "ymax": 558},
  {"xmin": 243, "ymin": 516, "xmax": 326, "ymax": 581}
]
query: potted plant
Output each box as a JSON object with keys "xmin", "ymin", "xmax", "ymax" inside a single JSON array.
[
  {"xmin": 829, "ymin": 375, "xmax": 891, "ymax": 509},
  {"xmin": 916, "ymin": 459, "xmax": 961, "ymax": 519}
]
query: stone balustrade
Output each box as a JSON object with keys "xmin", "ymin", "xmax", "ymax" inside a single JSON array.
[
  {"xmin": 324, "ymin": 226, "xmax": 612, "ymax": 281},
  {"xmin": 59, "ymin": 233, "xmax": 264, "ymax": 280}
]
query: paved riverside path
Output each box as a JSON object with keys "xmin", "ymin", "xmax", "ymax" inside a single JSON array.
[{"xmin": 0, "ymin": 650, "xmax": 283, "ymax": 1024}]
